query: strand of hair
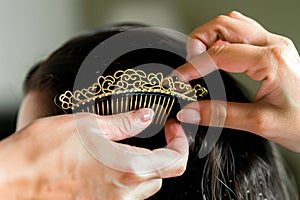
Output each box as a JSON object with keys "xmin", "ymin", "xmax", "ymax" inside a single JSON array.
[
  {"xmin": 166, "ymin": 98, "xmax": 175, "ymax": 120},
  {"xmin": 148, "ymin": 95, "xmax": 153, "ymax": 110},
  {"xmin": 92, "ymin": 104, "xmax": 95, "ymax": 114},
  {"xmin": 151, "ymin": 95, "xmax": 157, "ymax": 111},
  {"xmin": 101, "ymin": 101, "xmax": 105, "ymax": 115},
  {"xmin": 120, "ymin": 96, "xmax": 124, "ymax": 113},
  {"xmin": 125, "ymin": 95, "xmax": 129, "ymax": 112},
  {"xmin": 130, "ymin": 95, "xmax": 133, "ymax": 111},
  {"xmin": 116, "ymin": 97, "xmax": 119, "ymax": 114},
  {"xmin": 106, "ymin": 100, "xmax": 110, "ymax": 115},
  {"xmin": 156, "ymin": 96, "xmax": 166, "ymax": 124},
  {"xmin": 111, "ymin": 99, "xmax": 115, "ymax": 115},
  {"xmin": 138, "ymin": 94, "xmax": 143, "ymax": 109},
  {"xmin": 159, "ymin": 97, "xmax": 170, "ymax": 125},
  {"xmin": 134, "ymin": 95, "xmax": 138, "ymax": 110},
  {"xmin": 151, "ymin": 95, "xmax": 158, "ymax": 124},
  {"xmin": 96, "ymin": 102, "xmax": 100, "ymax": 115},
  {"xmin": 154, "ymin": 96, "xmax": 162, "ymax": 124}
]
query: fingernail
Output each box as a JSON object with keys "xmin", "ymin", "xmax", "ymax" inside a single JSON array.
[
  {"xmin": 168, "ymin": 69, "xmax": 188, "ymax": 83},
  {"xmin": 135, "ymin": 108, "xmax": 154, "ymax": 122},
  {"xmin": 177, "ymin": 108, "xmax": 201, "ymax": 124}
]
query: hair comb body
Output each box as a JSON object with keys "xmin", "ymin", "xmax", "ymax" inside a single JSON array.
[{"xmin": 55, "ymin": 69, "xmax": 208, "ymax": 125}]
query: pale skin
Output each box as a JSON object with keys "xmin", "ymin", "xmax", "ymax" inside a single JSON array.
[
  {"xmin": 176, "ymin": 11, "xmax": 300, "ymax": 152},
  {"xmin": 1, "ymin": 10, "xmax": 300, "ymax": 199},
  {"xmin": 0, "ymin": 91, "xmax": 189, "ymax": 199}
]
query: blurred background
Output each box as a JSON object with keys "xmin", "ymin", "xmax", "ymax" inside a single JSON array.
[{"xmin": 1, "ymin": 0, "xmax": 299, "ymax": 195}]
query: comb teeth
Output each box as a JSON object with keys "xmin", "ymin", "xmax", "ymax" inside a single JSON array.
[{"xmin": 73, "ymin": 93, "xmax": 177, "ymax": 125}]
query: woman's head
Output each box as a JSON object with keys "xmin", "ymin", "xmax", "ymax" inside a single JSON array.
[
  {"xmin": 17, "ymin": 24, "xmax": 187, "ymax": 129},
  {"xmin": 17, "ymin": 24, "xmax": 297, "ymax": 199},
  {"xmin": 17, "ymin": 24, "xmax": 143, "ymax": 129}
]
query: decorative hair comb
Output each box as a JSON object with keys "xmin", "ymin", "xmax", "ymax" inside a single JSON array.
[{"xmin": 55, "ymin": 69, "xmax": 208, "ymax": 125}]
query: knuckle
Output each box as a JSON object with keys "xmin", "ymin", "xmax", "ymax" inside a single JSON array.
[
  {"xmin": 175, "ymin": 164, "xmax": 187, "ymax": 176},
  {"xmin": 249, "ymin": 108, "xmax": 269, "ymax": 134},
  {"xmin": 214, "ymin": 14, "xmax": 230, "ymax": 24},
  {"xmin": 120, "ymin": 158, "xmax": 146, "ymax": 183},
  {"xmin": 278, "ymin": 35, "xmax": 295, "ymax": 49},
  {"xmin": 227, "ymin": 11, "xmax": 238, "ymax": 17},
  {"xmin": 208, "ymin": 45, "xmax": 227, "ymax": 66},
  {"xmin": 263, "ymin": 46, "xmax": 290, "ymax": 81},
  {"xmin": 209, "ymin": 102, "xmax": 227, "ymax": 127},
  {"xmin": 169, "ymin": 160, "xmax": 187, "ymax": 177},
  {"xmin": 117, "ymin": 114, "xmax": 134, "ymax": 134},
  {"xmin": 120, "ymin": 172, "xmax": 142, "ymax": 186},
  {"xmin": 268, "ymin": 46, "xmax": 284, "ymax": 59},
  {"xmin": 198, "ymin": 103, "xmax": 211, "ymax": 125},
  {"xmin": 267, "ymin": 46, "xmax": 289, "ymax": 63},
  {"xmin": 210, "ymin": 44, "xmax": 227, "ymax": 56}
]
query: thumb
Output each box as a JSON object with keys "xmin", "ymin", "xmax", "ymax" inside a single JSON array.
[
  {"xmin": 96, "ymin": 108, "xmax": 154, "ymax": 141},
  {"xmin": 176, "ymin": 100, "xmax": 259, "ymax": 133}
]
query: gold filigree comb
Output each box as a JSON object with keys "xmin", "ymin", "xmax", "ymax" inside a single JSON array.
[{"xmin": 55, "ymin": 69, "xmax": 208, "ymax": 125}]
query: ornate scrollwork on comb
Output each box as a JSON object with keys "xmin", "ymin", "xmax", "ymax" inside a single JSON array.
[{"xmin": 57, "ymin": 69, "xmax": 208, "ymax": 110}]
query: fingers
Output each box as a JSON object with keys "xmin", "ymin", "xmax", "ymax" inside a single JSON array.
[
  {"xmin": 176, "ymin": 43, "xmax": 275, "ymax": 82},
  {"xmin": 170, "ymin": 51, "xmax": 217, "ymax": 82},
  {"xmin": 177, "ymin": 100, "xmax": 262, "ymax": 134},
  {"xmin": 164, "ymin": 119, "xmax": 189, "ymax": 156},
  {"xmin": 95, "ymin": 108, "xmax": 154, "ymax": 141},
  {"xmin": 186, "ymin": 11, "xmax": 297, "ymax": 60},
  {"xmin": 109, "ymin": 123, "xmax": 188, "ymax": 199},
  {"xmin": 176, "ymin": 100, "xmax": 300, "ymax": 152},
  {"xmin": 76, "ymin": 113, "xmax": 188, "ymax": 179},
  {"xmin": 187, "ymin": 11, "xmax": 270, "ymax": 59},
  {"xmin": 177, "ymin": 11, "xmax": 298, "ymax": 83},
  {"xmin": 116, "ymin": 119, "xmax": 189, "ymax": 179},
  {"xmin": 147, "ymin": 119, "xmax": 189, "ymax": 179}
]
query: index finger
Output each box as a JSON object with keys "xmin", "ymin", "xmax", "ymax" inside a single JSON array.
[
  {"xmin": 144, "ymin": 119, "xmax": 189, "ymax": 179},
  {"xmin": 174, "ymin": 43, "xmax": 269, "ymax": 82},
  {"xmin": 170, "ymin": 51, "xmax": 218, "ymax": 82},
  {"xmin": 187, "ymin": 11, "xmax": 271, "ymax": 59},
  {"xmin": 187, "ymin": 11, "xmax": 298, "ymax": 60},
  {"xmin": 111, "ymin": 119, "xmax": 189, "ymax": 179},
  {"xmin": 79, "ymin": 116, "xmax": 189, "ymax": 178}
]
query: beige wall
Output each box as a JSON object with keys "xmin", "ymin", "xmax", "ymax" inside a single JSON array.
[
  {"xmin": 2, "ymin": 0, "xmax": 300, "ymax": 109},
  {"xmin": 0, "ymin": 0, "xmax": 85, "ymax": 110}
]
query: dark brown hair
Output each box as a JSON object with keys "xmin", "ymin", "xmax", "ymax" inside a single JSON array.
[{"xmin": 24, "ymin": 24, "xmax": 297, "ymax": 200}]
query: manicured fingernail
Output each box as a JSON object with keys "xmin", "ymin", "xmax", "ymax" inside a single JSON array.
[
  {"xmin": 177, "ymin": 108, "xmax": 201, "ymax": 124},
  {"xmin": 135, "ymin": 108, "xmax": 154, "ymax": 122},
  {"xmin": 168, "ymin": 69, "xmax": 188, "ymax": 82}
]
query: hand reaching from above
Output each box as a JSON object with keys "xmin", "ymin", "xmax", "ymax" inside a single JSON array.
[{"xmin": 175, "ymin": 11, "xmax": 300, "ymax": 152}]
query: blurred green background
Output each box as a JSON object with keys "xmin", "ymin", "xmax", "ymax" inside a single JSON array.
[{"xmin": 1, "ymin": 0, "xmax": 299, "ymax": 196}]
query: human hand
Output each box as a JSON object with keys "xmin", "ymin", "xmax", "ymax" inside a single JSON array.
[
  {"xmin": 0, "ymin": 108, "xmax": 188, "ymax": 199},
  {"xmin": 175, "ymin": 11, "xmax": 300, "ymax": 152}
]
